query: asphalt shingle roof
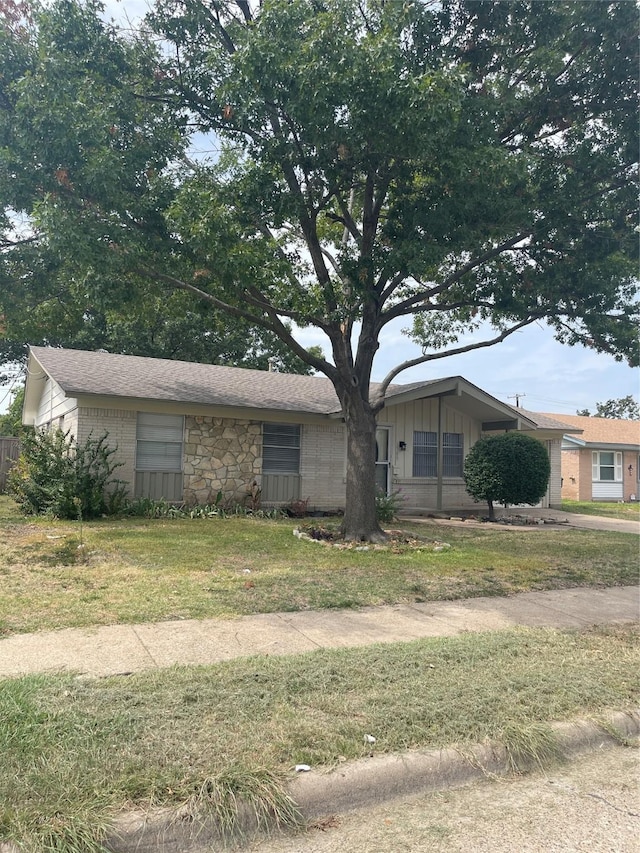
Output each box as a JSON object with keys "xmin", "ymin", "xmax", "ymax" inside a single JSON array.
[
  {"xmin": 30, "ymin": 347, "xmax": 344, "ymax": 414},
  {"xmin": 539, "ymin": 412, "xmax": 640, "ymax": 447},
  {"xmin": 31, "ymin": 347, "xmax": 572, "ymax": 431},
  {"xmin": 518, "ymin": 410, "xmax": 581, "ymax": 432}
]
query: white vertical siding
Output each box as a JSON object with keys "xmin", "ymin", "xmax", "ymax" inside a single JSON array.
[
  {"xmin": 383, "ymin": 399, "xmax": 481, "ymax": 481},
  {"xmin": 381, "ymin": 399, "xmax": 480, "ymax": 510}
]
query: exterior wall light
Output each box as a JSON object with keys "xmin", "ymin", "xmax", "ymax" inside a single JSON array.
[{"xmin": 399, "ymin": 441, "xmax": 407, "ymax": 451}]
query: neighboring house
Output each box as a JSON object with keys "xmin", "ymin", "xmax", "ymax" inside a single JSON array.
[
  {"xmin": 23, "ymin": 346, "xmax": 570, "ymax": 512},
  {"xmin": 540, "ymin": 413, "xmax": 640, "ymax": 502}
]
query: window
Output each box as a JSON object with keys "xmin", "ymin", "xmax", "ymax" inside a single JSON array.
[
  {"xmin": 443, "ymin": 432, "xmax": 464, "ymax": 477},
  {"xmin": 413, "ymin": 431, "xmax": 437, "ymax": 477},
  {"xmin": 413, "ymin": 431, "xmax": 464, "ymax": 477},
  {"xmin": 263, "ymin": 423, "xmax": 300, "ymax": 474},
  {"xmin": 136, "ymin": 413, "xmax": 184, "ymax": 472},
  {"xmin": 592, "ymin": 451, "xmax": 622, "ymax": 482}
]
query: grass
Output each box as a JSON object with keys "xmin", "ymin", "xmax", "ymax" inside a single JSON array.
[
  {"xmin": 1, "ymin": 623, "xmax": 637, "ymax": 852},
  {"xmin": 0, "ymin": 496, "xmax": 637, "ymax": 635},
  {"xmin": 561, "ymin": 499, "xmax": 640, "ymax": 520}
]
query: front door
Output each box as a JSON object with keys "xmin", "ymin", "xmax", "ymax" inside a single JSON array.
[{"xmin": 375, "ymin": 427, "xmax": 390, "ymax": 495}]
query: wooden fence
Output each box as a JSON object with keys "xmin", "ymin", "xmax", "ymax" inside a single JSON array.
[{"xmin": 0, "ymin": 438, "xmax": 19, "ymax": 493}]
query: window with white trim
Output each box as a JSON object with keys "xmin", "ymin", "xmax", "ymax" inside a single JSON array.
[
  {"xmin": 263, "ymin": 423, "xmax": 300, "ymax": 474},
  {"xmin": 591, "ymin": 450, "xmax": 622, "ymax": 482},
  {"xmin": 136, "ymin": 413, "xmax": 184, "ymax": 472}
]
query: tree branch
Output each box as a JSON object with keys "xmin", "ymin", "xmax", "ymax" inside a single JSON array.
[
  {"xmin": 380, "ymin": 232, "xmax": 530, "ymax": 325},
  {"xmin": 375, "ymin": 317, "xmax": 538, "ymax": 399},
  {"xmin": 133, "ymin": 264, "xmax": 336, "ymax": 378},
  {"xmin": 334, "ymin": 187, "xmax": 362, "ymax": 247}
]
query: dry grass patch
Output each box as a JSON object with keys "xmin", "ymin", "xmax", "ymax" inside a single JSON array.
[
  {"xmin": 1, "ymin": 624, "xmax": 638, "ymax": 852},
  {"xmin": 0, "ymin": 503, "xmax": 637, "ymax": 634}
]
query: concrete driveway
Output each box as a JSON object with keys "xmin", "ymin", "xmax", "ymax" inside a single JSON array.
[
  {"xmin": 551, "ymin": 512, "xmax": 640, "ymax": 534},
  {"xmin": 407, "ymin": 508, "xmax": 640, "ymax": 535}
]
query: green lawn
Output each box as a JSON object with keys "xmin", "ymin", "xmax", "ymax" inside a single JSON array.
[
  {"xmin": 0, "ymin": 498, "xmax": 637, "ymax": 635},
  {"xmin": 1, "ymin": 495, "xmax": 638, "ymax": 852},
  {"xmin": 2, "ymin": 624, "xmax": 637, "ymax": 852},
  {"xmin": 561, "ymin": 500, "xmax": 640, "ymax": 520}
]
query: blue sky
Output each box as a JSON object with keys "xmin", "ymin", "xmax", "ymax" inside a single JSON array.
[
  {"xmin": 296, "ymin": 318, "xmax": 639, "ymax": 416},
  {"xmin": 2, "ymin": 1, "xmax": 636, "ymax": 416}
]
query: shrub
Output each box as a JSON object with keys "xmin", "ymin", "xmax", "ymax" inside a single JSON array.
[
  {"xmin": 375, "ymin": 488, "xmax": 405, "ymax": 523},
  {"xmin": 464, "ymin": 432, "xmax": 551, "ymax": 520},
  {"xmin": 8, "ymin": 429, "xmax": 126, "ymax": 519}
]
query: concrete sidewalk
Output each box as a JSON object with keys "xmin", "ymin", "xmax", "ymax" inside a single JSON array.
[
  {"xmin": 407, "ymin": 507, "xmax": 640, "ymax": 535},
  {"xmin": 1, "ymin": 585, "xmax": 637, "ymax": 679}
]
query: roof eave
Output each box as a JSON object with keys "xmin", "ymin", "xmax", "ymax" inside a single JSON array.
[
  {"xmin": 22, "ymin": 349, "xmax": 49, "ymax": 425},
  {"xmin": 72, "ymin": 392, "xmax": 334, "ymax": 424},
  {"xmin": 383, "ymin": 376, "xmax": 538, "ymax": 429}
]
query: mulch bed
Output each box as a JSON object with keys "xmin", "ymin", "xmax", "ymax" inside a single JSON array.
[{"xmin": 294, "ymin": 524, "xmax": 452, "ymax": 552}]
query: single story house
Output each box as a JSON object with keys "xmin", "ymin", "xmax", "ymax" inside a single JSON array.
[
  {"xmin": 540, "ymin": 413, "xmax": 640, "ymax": 502},
  {"xmin": 23, "ymin": 346, "xmax": 571, "ymax": 512}
]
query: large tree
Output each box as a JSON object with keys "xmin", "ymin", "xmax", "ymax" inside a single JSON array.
[{"xmin": 1, "ymin": 0, "xmax": 637, "ymax": 540}]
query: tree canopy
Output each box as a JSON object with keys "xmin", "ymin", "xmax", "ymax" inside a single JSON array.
[
  {"xmin": 1, "ymin": 0, "xmax": 637, "ymax": 539},
  {"xmin": 577, "ymin": 396, "xmax": 640, "ymax": 421},
  {"xmin": 0, "ymin": 384, "xmax": 25, "ymax": 436}
]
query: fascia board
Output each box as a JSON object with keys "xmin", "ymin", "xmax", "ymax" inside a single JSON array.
[
  {"xmin": 73, "ymin": 393, "xmax": 333, "ymax": 426},
  {"xmin": 22, "ymin": 350, "xmax": 49, "ymax": 425}
]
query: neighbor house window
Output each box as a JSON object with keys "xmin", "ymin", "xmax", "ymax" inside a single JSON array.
[
  {"xmin": 263, "ymin": 423, "xmax": 300, "ymax": 474},
  {"xmin": 413, "ymin": 431, "xmax": 464, "ymax": 477},
  {"xmin": 413, "ymin": 431, "xmax": 437, "ymax": 477},
  {"xmin": 591, "ymin": 451, "xmax": 622, "ymax": 482},
  {"xmin": 443, "ymin": 433, "xmax": 464, "ymax": 477},
  {"xmin": 136, "ymin": 413, "xmax": 184, "ymax": 472}
]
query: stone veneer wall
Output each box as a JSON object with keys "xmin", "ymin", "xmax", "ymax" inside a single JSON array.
[{"xmin": 183, "ymin": 416, "xmax": 262, "ymax": 506}]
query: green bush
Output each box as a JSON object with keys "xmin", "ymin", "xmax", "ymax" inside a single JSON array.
[
  {"xmin": 464, "ymin": 432, "xmax": 551, "ymax": 519},
  {"xmin": 375, "ymin": 488, "xmax": 405, "ymax": 523},
  {"xmin": 8, "ymin": 429, "xmax": 127, "ymax": 519}
]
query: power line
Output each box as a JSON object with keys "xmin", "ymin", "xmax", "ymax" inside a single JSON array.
[
  {"xmin": 0, "ymin": 374, "xmax": 22, "ymax": 411},
  {"xmin": 507, "ymin": 393, "xmax": 526, "ymax": 407}
]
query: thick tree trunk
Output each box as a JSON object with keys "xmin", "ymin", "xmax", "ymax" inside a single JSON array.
[{"xmin": 340, "ymin": 398, "xmax": 386, "ymax": 542}]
